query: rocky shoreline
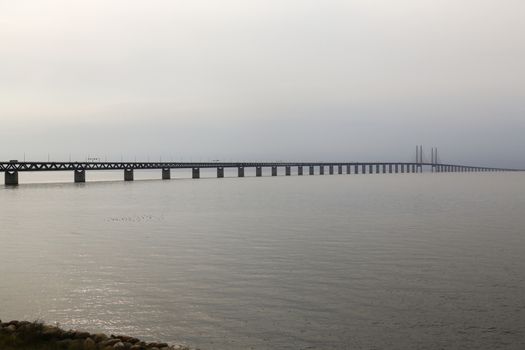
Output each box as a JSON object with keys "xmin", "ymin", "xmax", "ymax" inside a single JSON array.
[{"xmin": 0, "ymin": 320, "xmax": 196, "ymax": 350}]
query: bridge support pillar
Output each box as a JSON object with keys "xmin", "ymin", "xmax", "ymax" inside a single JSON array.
[
  {"xmin": 354, "ymin": 165, "xmax": 359, "ymax": 174},
  {"xmin": 376, "ymin": 164, "xmax": 380, "ymax": 174},
  {"xmin": 238, "ymin": 167, "xmax": 245, "ymax": 177},
  {"xmin": 162, "ymin": 168, "xmax": 171, "ymax": 180},
  {"xmin": 286, "ymin": 166, "xmax": 291, "ymax": 176},
  {"xmin": 369, "ymin": 164, "xmax": 373, "ymax": 174},
  {"xmin": 383, "ymin": 164, "xmax": 386, "ymax": 174},
  {"xmin": 395, "ymin": 164, "xmax": 399, "ymax": 173},
  {"xmin": 319, "ymin": 166, "xmax": 324, "ymax": 175},
  {"xmin": 298, "ymin": 166, "xmax": 303, "ymax": 176},
  {"xmin": 401, "ymin": 164, "xmax": 405, "ymax": 173},
  {"xmin": 272, "ymin": 166, "xmax": 278, "ymax": 176},
  {"xmin": 124, "ymin": 169, "xmax": 134, "ymax": 181},
  {"xmin": 346, "ymin": 165, "xmax": 351, "ymax": 174},
  {"xmin": 362, "ymin": 164, "xmax": 366, "ymax": 174},
  {"xmin": 192, "ymin": 168, "xmax": 200, "ymax": 179},
  {"xmin": 338, "ymin": 165, "xmax": 343, "ymax": 174},
  {"xmin": 329, "ymin": 165, "xmax": 334, "ymax": 175},
  {"xmin": 5, "ymin": 171, "xmax": 19, "ymax": 186},
  {"xmin": 217, "ymin": 167, "xmax": 224, "ymax": 178},
  {"xmin": 309, "ymin": 166, "xmax": 314, "ymax": 175},
  {"xmin": 74, "ymin": 170, "xmax": 86, "ymax": 183},
  {"xmin": 255, "ymin": 166, "xmax": 262, "ymax": 177}
]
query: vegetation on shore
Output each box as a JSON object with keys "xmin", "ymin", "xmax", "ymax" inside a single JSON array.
[{"xmin": 0, "ymin": 320, "xmax": 193, "ymax": 350}]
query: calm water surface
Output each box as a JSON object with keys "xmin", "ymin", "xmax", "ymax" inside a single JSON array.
[{"xmin": 1, "ymin": 172, "xmax": 525, "ymax": 349}]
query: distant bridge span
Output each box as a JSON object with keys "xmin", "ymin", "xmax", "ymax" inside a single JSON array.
[{"xmin": 0, "ymin": 161, "xmax": 520, "ymax": 186}]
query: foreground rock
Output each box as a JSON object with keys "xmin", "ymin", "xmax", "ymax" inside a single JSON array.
[{"xmin": 0, "ymin": 319, "xmax": 196, "ymax": 350}]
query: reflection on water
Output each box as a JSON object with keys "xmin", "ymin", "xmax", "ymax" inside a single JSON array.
[{"xmin": 1, "ymin": 173, "xmax": 525, "ymax": 349}]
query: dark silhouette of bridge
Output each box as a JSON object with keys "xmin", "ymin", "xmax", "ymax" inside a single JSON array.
[{"xmin": 1, "ymin": 158, "xmax": 520, "ymax": 186}]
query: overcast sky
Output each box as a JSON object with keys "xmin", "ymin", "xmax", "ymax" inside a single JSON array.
[{"xmin": 1, "ymin": 0, "xmax": 524, "ymax": 166}]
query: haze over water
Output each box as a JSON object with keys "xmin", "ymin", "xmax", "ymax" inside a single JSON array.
[{"xmin": 1, "ymin": 173, "xmax": 524, "ymax": 349}]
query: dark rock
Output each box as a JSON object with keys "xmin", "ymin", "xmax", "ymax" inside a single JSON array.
[
  {"xmin": 94, "ymin": 332, "xmax": 109, "ymax": 342},
  {"xmin": 118, "ymin": 335, "xmax": 140, "ymax": 343},
  {"xmin": 55, "ymin": 339, "xmax": 72, "ymax": 348},
  {"xmin": 84, "ymin": 337, "xmax": 97, "ymax": 350},
  {"xmin": 61, "ymin": 330, "xmax": 75, "ymax": 339},
  {"xmin": 17, "ymin": 321, "xmax": 32, "ymax": 330},
  {"xmin": 42, "ymin": 325, "xmax": 62, "ymax": 338},
  {"xmin": 102, "ymin": 338, "xmax": 122, "ymax": 347},
  {"xmin": 114, "ymin": 341, "xmax": 126, "ymax": 349},
  {"xmin": 0, "ymin": 319, "xmax": 191, "ymax": 350},
  {"xmin": 74, "ymin": 330, "xmax": 91, "ymax": 339}
]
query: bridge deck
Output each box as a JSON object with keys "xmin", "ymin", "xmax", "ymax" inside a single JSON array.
[{"xmin": 0, "ymin": 161, "xmax": 517, "ymax": 172}]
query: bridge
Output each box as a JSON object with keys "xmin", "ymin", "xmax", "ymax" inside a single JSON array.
[{"xmin": 0, "ymin": 160, "xmax": 519, "ymax": 186}]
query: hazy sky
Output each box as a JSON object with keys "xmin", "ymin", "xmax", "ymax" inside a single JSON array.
[{"xmin": 1, "ymin": 0, "xmax": 524, "ymax": 166}]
